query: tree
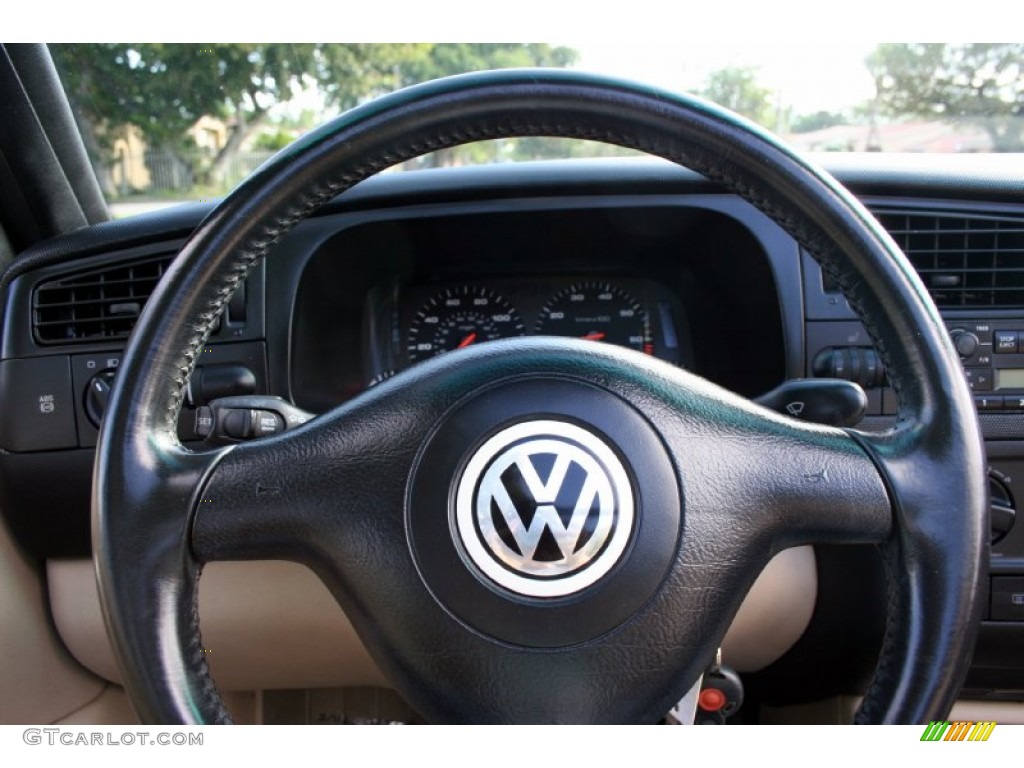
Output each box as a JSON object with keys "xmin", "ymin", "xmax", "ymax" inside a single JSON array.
[
  {"xmin": 790, "ymin": 110, "xmax": 849, "ymax": 134},
  {"xmin": 696, "ymin": 67, "xmax": 773, "ymax": 127},
  {"xmin": 51, "ymin": 44, "xmax": 408, "ymax": 191},
  {"xmin": 867, "ymin": 43, "xmax": 1024, "ymax": 151},
  {"xmin": 388, "ymin": 44, "xmax": 579, "ymax": 167},
  {"xmin": 51, "ymin": 43, "xmax": 580, "ymax": 191},
  {"xmin": 391, "ymin": 43, "xmax": 576, "ymax": 86}
]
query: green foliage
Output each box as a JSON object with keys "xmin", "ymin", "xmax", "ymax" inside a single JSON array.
[
  {"xmin": 867, "ymin": 43, "xmax": 1024, "ymax": 151},
  {"xmin": 393, "ymin": 44, "xmax": 580, "ymax": 167},
  {"xmin": 52, "ymin": 44, "xmax": 376, "ymax": 151},
  {"xmin": 52, "ymin": 43, "xmax": 323, "ymax": 194},
  {"xmin": 51, "ymin": 43, "xmax": 582, "ymax": 189},
  {"xmin": 53, "ymin": 43, "xmax": 578, "ymax": 150},
  {"xmin": 790, "ymin": 110, "xmax": 849, "ymax": 134},
  {"xmin": 696, "ymin": 67, "xmax": 773, "ymax": 127},
  {"xmin": 392, "ymin": 43, "xmax": 576, "ymax": 88},
  {"xmin": 250, "ymin": 128, "xmax": 296, "ymax": 153}
]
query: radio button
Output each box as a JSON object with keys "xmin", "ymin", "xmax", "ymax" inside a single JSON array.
[
  {"xmin": 991, "ymin": 577, "xmax": 1024, "ymax": 621},
  {"xmin": 965, "ymin": 368, "xmax": 994, "ymax": 391},
  {"xmin": 1005, "ymin": 395, "xmax": 1024, "ymax": 411},
  {"xmin": 995, "ymin": 330, "xmax": 1018, "ymax": 353},
  {"xmin": 974, "ymin": 395, "xmax": 1004, "ymax": 411}
]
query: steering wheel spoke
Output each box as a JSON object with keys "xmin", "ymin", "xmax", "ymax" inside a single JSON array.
[
  {"xmin": 659, "ymin": 389, "xmax": 893, "ymax": 550},
  {"xmin": 190, "ymin": 406, "xmax": 416, "ymax": 567}
]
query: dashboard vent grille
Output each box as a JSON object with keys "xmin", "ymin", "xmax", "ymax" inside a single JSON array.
[
  {"xmin": 33, "ymin": 254, "xmax": 174, "ymax": 344},
  {"xmin": 872, "ymin": 210, "xmax": 1024, "ymax": 309}
]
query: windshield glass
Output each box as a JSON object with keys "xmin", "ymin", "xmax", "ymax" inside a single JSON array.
[{"xmin": 48, "ymin": 43, "xmax": 1024, "ymax": 216}]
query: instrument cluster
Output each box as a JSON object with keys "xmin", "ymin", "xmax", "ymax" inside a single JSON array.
[{"xmin": 394, "ymin": 277, "xmax": 689, "ymax": 372}]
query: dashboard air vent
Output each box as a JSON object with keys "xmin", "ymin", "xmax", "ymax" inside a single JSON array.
[
  {"xmin": 871, "ymin": 210, "xmax": 1024, "ymax": 309},
  {"xmin": 33, "ymin": 254, "xmax": 175, "ymax": 344}
]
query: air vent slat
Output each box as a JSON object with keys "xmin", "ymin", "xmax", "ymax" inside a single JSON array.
[
  {"xmin": 32, "ymin": 297, "xmax": 146, "ymax": 311},
  {"xmin": 34, "ymin": 277, "xmax": 162, "ymax": 292},
  {"xmin": 893, "ymin": 248, "xmax": 1024, "ymax": 256},
  {"xmin": 869, "ymin": 209, "xmax": 1024, "ymax": 309},
  {"xmin": 32, "ymin": 254, "xmax": 174, "ymax": 344},
  {"xmin": 887, "ymin": 228, "xmax": 1012, "ymax": 236},
  {"xmin": 34, "ymin": 315, "xmax": 143, "ymax": 327}
]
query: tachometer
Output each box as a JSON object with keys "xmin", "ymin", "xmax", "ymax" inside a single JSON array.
[
  {"xmin": 407, "ymin": 286, "xmax": 525, "ymax": 363},
  {"xmin": 536, "ymin": 282, "xmax": 653, "ymax": 354}
]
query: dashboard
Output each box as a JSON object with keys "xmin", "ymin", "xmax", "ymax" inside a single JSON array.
[{"xmin": 2, "ymin": 155, "xmax": 1023, "ymax": 723}]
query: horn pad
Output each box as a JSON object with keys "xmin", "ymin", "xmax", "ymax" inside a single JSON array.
[{"xmin": 407, "ymin": 376, "xmax": 681, "ymax": 647}]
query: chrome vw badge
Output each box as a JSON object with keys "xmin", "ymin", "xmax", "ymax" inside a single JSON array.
[{"xmin": 455, "ymin": 420, "xmax": 634, "ymax": 598}]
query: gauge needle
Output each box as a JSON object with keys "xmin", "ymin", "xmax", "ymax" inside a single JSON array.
[
  {"xmin": 581, "ymin": 332, "xmax": 606, "ymax": 341},
  {"xmin": 457, "ymin": 332, "xmax": 477, "ymax": 348}
]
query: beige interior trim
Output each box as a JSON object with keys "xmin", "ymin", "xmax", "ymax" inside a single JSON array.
[
  {"xmin": 56, "ymin": 686, "xmax": 139, "ymax": 725},
  {"xmin": 49, "ymin": 547, "xmax": 816, "ymax": 695},
  {"xmin": 721, "ymin": 545, "xmax": 817, "ymax": 672},
  {"xmin": 0, "ymin": 516, "xmax": 104, "ymax": 724},
  {"xmin": 950, "ymin": 699, "xmax": 1024, "ymax": 724},
  {"xmin": 48, "ymin": 559, "xmax": 389, "ymax": 691}
]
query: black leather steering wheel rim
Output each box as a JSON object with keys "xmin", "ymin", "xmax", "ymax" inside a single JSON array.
[{"xmin": 93, "ymin": 69, "xmax": 988, "ymax": 724}]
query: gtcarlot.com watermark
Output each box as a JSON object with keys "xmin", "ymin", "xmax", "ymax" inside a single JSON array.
[{"xmin": 23, "ymin": 728, "xmax": 203, "ymax": 747}]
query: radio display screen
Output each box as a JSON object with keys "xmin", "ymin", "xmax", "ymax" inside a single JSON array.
[{"xmin": 996, "ymin": 368, "xmax": 1024, "ymax": 390}]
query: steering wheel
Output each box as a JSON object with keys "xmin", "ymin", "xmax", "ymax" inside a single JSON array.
[{"xmin": 93, "ymin": 69, "xmax": 988, "ymax": 724}]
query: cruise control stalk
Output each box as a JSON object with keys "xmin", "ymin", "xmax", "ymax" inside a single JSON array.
[{"xmin": 197, "ymin": 395, "xmax": 313, "ymax": 445}]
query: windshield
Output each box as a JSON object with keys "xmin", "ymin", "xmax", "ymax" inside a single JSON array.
[{"xmin": 48, "ymin": 43, "xmax": 1024, "ymax": 216}]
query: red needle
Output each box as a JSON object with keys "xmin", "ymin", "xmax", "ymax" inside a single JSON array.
[
  {"xmin": 457, "ymin": 332, "xmax": 477, "ymax": 348},
  {"xmin": 581, "ymin": 332, "xmax": 606, "ymax": 341}
]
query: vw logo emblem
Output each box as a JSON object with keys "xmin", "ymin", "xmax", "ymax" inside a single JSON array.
[{"xmin": 455, "ymin": 420, "xmax": 635, "ymax": 598}]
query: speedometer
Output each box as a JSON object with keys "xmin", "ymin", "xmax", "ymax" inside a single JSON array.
[
  {"xmin": 536, "ymin": 282, "xmax": 653, "ymax": 354},
  {"xmin": 407, "ymin": 286, "xmax": 525, "ymax": 363}
]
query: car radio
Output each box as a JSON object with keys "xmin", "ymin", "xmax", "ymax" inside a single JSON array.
[
  {"xmin": 807, "ymin": 319, "xmax": 1024, "ymax": 415},
  {"xmin": 947, "ymin": 320, "xmax": 1024, "ymax": 411}
]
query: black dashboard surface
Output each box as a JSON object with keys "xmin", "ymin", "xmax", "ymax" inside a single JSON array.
[
  {"xmin": 2, "ymin": 155, "xmax": 1024, "ymax": 704},
  {"xmin": 287, "ymin": 201, "xmax": 785, "ymax": 411}
]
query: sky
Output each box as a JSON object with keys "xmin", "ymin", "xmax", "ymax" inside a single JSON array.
[
  {"xmin": 570, "ymin": 42, "xmax": 878, "ymax": 115},
  {"xmin": 269, "ymin": 41, "xmax": 879, "ymax": 125},
  {"xmin": 17, "ymin": 0, "xmax": 998, "ymax": 48},
  {"xmin": 10, "ymin": 0, "xmax": 1000, "ymax": 121}
]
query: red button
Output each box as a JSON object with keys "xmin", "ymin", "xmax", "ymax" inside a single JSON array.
[{"xmin": 698, "ymin": 687, "xmax": 727, "ymax": 712}]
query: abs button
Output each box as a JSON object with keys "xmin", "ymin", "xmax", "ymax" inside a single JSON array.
[{"xmin": 0, "ymin": 357, "xmax": 78, "ymax": 451}]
